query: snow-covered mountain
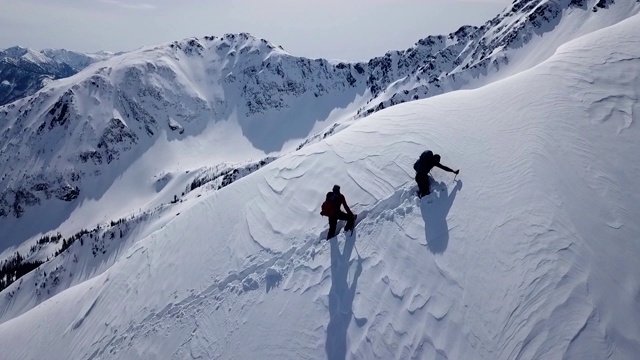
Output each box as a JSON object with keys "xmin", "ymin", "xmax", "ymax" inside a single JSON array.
[
  {"xmin": 0, "ymin": 0, "xmax": 639, "ymax": 359},
  {"xmin": 2, "ymin": 0, "xmax": 638, "ymax": 249},
  {"xmin": 0, "ymin": 46, "xmax": 113, "ymax": 106},
  {"xmin": 353, "ymin": 0, "xmax": 640, "ymax": 116}
]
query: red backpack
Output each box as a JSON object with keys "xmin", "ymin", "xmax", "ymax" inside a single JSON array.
[{"xmin": 320, "ymin": 192, "xmax": 337, "ymax": 217}]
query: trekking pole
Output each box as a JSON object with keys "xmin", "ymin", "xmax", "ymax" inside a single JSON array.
[{"xmin": 354, "ymin": 243, "xmax": 362, "ymax": 259}]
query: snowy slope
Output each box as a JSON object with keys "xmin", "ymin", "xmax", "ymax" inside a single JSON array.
[
  {"xmin": 1, "ymin": 8, "xmax": 639, "ymax": 360},
  {"xmin": 2, "ymin": 0, "xmax": 638, "ymax": 262}
]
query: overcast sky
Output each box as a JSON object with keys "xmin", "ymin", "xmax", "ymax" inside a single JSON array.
[{"xmin": 0, "ymin": 0, "xmax": 511, "ymax": 61}]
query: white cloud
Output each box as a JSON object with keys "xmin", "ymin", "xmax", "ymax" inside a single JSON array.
[
  {"xmin": 99, "ymin": 0, "xmax": 156, "ymax": 10},
  {"xmin": 0, "ymin": 0, "xmax": 509, "ymax": 60}
]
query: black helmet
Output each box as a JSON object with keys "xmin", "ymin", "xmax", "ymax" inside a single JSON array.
[
  {"xmin": 332, "ymin": 184, "xmax": 341, "ymax": 193},
  {"xmin": 421, "ymin": 150, "xmax": 433, "ymax": 160}
]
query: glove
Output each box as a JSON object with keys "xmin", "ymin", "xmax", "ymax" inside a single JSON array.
[{"xmin": 454, "ymin": 170, "xmax": 460, "ymax": 175}]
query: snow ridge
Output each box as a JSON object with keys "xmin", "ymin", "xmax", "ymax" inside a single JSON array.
[{"xmin": 356, "ymin": 0, "xmax": 640, "ymax": 116}]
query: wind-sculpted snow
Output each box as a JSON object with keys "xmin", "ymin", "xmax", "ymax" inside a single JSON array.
[
  {"xmin": 0, "ymin": 156, "xmax": 280, "ymax": 313},
  {"xmin": 1, "ymin": 12, "xmax": 639, "ymax": 359}
]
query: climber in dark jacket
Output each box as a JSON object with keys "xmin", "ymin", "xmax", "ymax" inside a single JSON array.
[
  {"xmin": 414, "ymin": 150, "xmax": 459, "ymax": 197},
  {"xmin": 320, "ymin": 185, "xmax": 355, "ymax": 239}
]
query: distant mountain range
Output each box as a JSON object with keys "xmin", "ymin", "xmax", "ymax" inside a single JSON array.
[{"xmin": 0, "ymin": 46, "xmax": 115, "ymax": 106}]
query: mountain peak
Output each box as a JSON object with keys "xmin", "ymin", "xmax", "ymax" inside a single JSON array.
[
  {"xmin": 163, "ymin": 32, "xmax": 286, "ymax": 59},
  {"xmin": 0, "ymin": 46, "xmax": 34, "ymax": 59}
]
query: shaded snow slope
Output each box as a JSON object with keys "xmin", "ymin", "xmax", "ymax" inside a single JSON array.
[{"xmin": 1, "ymin": 11, "xmax": 639, "ymax": 360}]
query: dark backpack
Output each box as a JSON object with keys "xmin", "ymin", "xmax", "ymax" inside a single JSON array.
[{"xmin": 414, "ymin": 150, "xmax": 433, "ymax": 173}]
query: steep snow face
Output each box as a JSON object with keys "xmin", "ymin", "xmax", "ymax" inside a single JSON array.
[
  {"xmin": 1, "ymin": 10, "xmax": 639, "ymax": 360},
  {"xmin": 357, "ymin": 0, "xmax": 640, "ymax": 116},
  {"xmin": 0, "ymin": 46, "xmax": 112, "ymax": 106}
]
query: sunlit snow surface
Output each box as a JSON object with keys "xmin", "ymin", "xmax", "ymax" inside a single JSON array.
[{"xmin": 0, "ymin": 9, "xmax": 638, "ymax": 360}]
